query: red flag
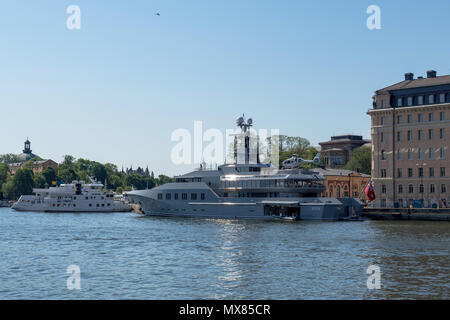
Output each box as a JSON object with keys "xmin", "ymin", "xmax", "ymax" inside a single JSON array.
[{"xmin": 365, "ymin": 181, "xmax": 376, "ymax": 202}]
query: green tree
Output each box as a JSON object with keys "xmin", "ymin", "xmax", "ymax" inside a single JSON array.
[
  {"xmin": 156, "ymin": 174, "xmax": 172, "ymax": 186},
  {"xmin": 2, "ymin": 168, "xmax": 35, "ymax": 199},
  {"xmin": 0, "ymin": 154, "xmax": 20, "ymax": 164},
  {"xmin": 0, "ymin": 163, "xmax": 9, "ymax": 186},
  {"xmin": 91, "ymin": 162, "xmax": 107, "ymax": 183},
  {"xmin": 33, "ymin": 172, "xmax": 47, "ymax": 188},
  {"xmin": 125, "ymin": 174, "xmax": 147, "ymax": 190},
  {"xmin": 344, "ymin": 146, "xmax": 371, "ymax": 175},
  {"xmin": 58, "ymin": 155, "xmax": 78, "ymax": 183},
  {"xmin": 1, "ymin": 178, "xmax": 16, "ymax": 200},
  {"xmin": 42, "ymin": 167, "xmax": 57, "ymax": 186}
]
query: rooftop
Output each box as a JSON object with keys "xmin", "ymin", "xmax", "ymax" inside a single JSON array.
[{"xmin": 377, "ymin": 71, "xmax": 450, "ymax": 93}]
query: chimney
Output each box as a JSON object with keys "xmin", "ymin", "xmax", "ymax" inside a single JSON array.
[
  {"xmin": 404, "ymin": 73, "xmax": 414, "ymax": 81},
  {"xmin": 427, "ymin": 70, "xmax": 437, "ymax": 78}
]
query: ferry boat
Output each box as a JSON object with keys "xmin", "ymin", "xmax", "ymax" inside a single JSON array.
[
  {"xmin": 127, "ymin": 116, "xmax": 362, "ymax": 220},
  {"xmin": 12, "ymin": 180, "xmax": 131, "ymax": 212}
]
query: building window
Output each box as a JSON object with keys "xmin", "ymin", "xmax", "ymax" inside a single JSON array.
[
  {"xmin": 397, "ymin": 97, "xmax": 403, "ymax": 107},
  {"xmin": 407, "ymin": 97, "xmax": 413, "ymax": 106},
  {"xmin": 407, "ymin": 114, "xmax": 412, "ymax": 123},
  {"xmin": 442, "ymin": 184, "xmax": 447, "ymax": 193},
  {"xmin": 418, "ymin": 96, "xmax": 424, "ymax": 105},
  {"xmin": 428, "ymin": 129, "xmax": 434, "ymax": 140},
  {"xmin": 381, "ymin": 150, "xmax": 386, "ymax": 160},
  {"xmin": 440, "ymin": 112, "xmax": 445, "ymax": 121},
  {"xmin": 381, "ymin": 100, "xmax": 386, "ymax": 108},
  {"xmin": 419, "ymin": 184, "xmax": 424, "ymax": 194},
  {"xmin": 418, "ymin": 114, "xmax": 423, "ymax": 122},
  {"xmin": 397, "ymin": 168, "xmax": 402, "ymax": 178},
  {"xmin": 418, "ymin": 167, "xmax": 423, "ymax": 177},
  {"xmin": 329, "ymin": 186, "xmax": 333, "ymax": 197},
  {"xmin": 398, "ymin": 184, "xmax": 403, "ymax": 194},
  {"xmin": 407, "ymin": 130, "xmax": 412, "ymax": 141},
  {"xmin": 397, "ymin": 131, "xmax": 401, "ymax": 142},
  {"xmin": 397, "ymin": 149, "xmax": 402, "ymax": 160},
  {"xmin": 429, "ymin": 95, "xmax": 435, "ymax": 104},
  {"xmin": 380, "ymin": 116, "xmax": 385, "ymax": 125},
  {"xmin": 397, "ymin": 115, "xmax": 402, "ymax": 124},
  {"xmin": 441, "ymin": 167, "xmax": 446, "ymax": 177},
  {"xmin": 429, "ymin": 167, "xmax": 434, "ymax": 177},
  {"xmin": 380, "ymin": 132, "xmax": 384, "ymax": 143},
  {"xmin": 408, "ymin": 168, "xmax": 413, "ymax": 177},
  {"xmin": 429, "ymin": 148, "xmax": 434, "ymax": 160},
  {"xmin": 418, "ymin": 130, "xmax": 423, "ymax": 141},
  {"xmin": 428, "ymin": 113, "xmax": 434, "ymax": 121},
  {"xmin": 381, "ymin": 169, "xmax": 387, "ymax": 177},
  {"xmin": 408, "ymin": 148, "xmax": 413, "ymax": 160},
  {"xmin": 408, "ymin": 184, "xmax": 414, "ymax": 193},
  {"xmin": 381, "ymin": 185, "xmax": 386, "ymax": 194},
  {"xmin": 418, "ymin": 148, "xmax": 423, "ymax": 160},
  {"xmin": 440, "ymin": 93, "xmax": 446, "ymax": 103},
  {"xmin": 430, "ymin": 184, "xmax": 435, "ymax": 193},
  {"xmin": 440, "ymin": 128, "xmax": 445, "ymax": 139},
  {"xmin": 440, "ymin": 147, "xmax": 446, "ymax": 159}
]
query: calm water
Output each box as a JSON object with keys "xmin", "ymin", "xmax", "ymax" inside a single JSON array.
[{"xmin": 0, "ymin": 207, "xmax": 448, "ymax": 299}]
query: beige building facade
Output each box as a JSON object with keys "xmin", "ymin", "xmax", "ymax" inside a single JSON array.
[{"xmin": 368, "ymin": 70, "xmax": 450, "ymax": 208}]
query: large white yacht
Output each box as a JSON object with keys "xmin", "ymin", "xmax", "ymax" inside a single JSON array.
[
  {"xmin": 127, "ymin": 116, "xmax": 362, "ymax": 220},
  {"xmin": 12, "ymin": 180, "xmax": 131, "ymax": 212}
]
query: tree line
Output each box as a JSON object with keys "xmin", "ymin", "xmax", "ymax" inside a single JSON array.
[{"xmin": 0, "ymin": 155, "xmax": 172, "ymax": 200}]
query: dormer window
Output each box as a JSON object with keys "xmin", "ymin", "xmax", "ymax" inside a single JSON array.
[
  {"xmin": 397, "ymin": 97, "xmax": 403, "ymax": 107},
  {"xmin": 440, "ymin": 93, "xmax": 446, "ymax": 103},
  {"xmin": 407, "ymin": 97, "xmax": 413, "ymax": 106},
  {"xmin": 429, "ymin": 95, "xmax": 435, "ymax": 104},
  {"xmin": 418, "ymin": 96, "xmax": 424, "ymax": 105}
]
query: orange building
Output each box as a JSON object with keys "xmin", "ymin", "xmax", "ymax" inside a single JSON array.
[{"xmin": 314, "ymin": 168, "xmax": 371, "ymax": 200}]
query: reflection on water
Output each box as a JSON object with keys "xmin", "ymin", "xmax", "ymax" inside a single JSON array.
[{"xmin": 0, "ymin": 208, "xmax": 448, "ymax": 299}]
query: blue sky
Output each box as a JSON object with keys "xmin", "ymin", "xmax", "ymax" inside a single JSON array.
[{"xmin": 1, "ymin": 0, "xmax": 450, "ymax": 176}]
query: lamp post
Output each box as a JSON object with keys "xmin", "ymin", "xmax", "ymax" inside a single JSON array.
[{"xmin": 416, "ymin": 162, "xmax": 427, "ymax": 207}]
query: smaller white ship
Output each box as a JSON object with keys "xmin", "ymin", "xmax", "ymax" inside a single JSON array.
[{"xmin": 12, "ymin": 180, "xmax": 131, "ymax": 212}]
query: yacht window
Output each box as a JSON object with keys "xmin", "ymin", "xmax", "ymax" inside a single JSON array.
[
  {"xmin": 191, "ymin": 193, "xmax": 197, "ymax": 200},
  {"xmin": 166, "ymin": 193, "xmax": 171, "ymax": 200},
  {"xmin": 182, "ymin": 193, "xmax": 187, "ymax": 200},
  {"xmin": 201, "ymin": 193, "xmax": 205, "ymax": 200},
  {"xmin": 174, "ymin": 193, "xmax": 178, "ymax": 200},
  {"xmin": 158, "ymin": 193, "xmax": 163, "ymax": 200}
]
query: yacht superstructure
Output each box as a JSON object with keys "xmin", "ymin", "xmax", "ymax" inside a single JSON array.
[
  {"xmin": 127, "ymin": 116, "xmax": 362, "ymax": 220},
  {"xmin": 12, "ymin": 180, "xmax": 131, "ymax": 212}
]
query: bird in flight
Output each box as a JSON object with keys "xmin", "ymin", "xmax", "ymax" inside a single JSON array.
[{"xmin": 154, "ymin": 13, "xmax": 160, "ymax": 16}]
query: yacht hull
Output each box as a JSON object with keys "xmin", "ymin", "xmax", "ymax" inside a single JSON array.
[{"xmin": 128, "ymin": 193, "xmax": 345, "ymax": 221}]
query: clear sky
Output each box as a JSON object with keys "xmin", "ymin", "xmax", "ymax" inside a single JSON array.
[{"xmin": 1, "ymin": 0, "xmax": 450, "ymax": 176}]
